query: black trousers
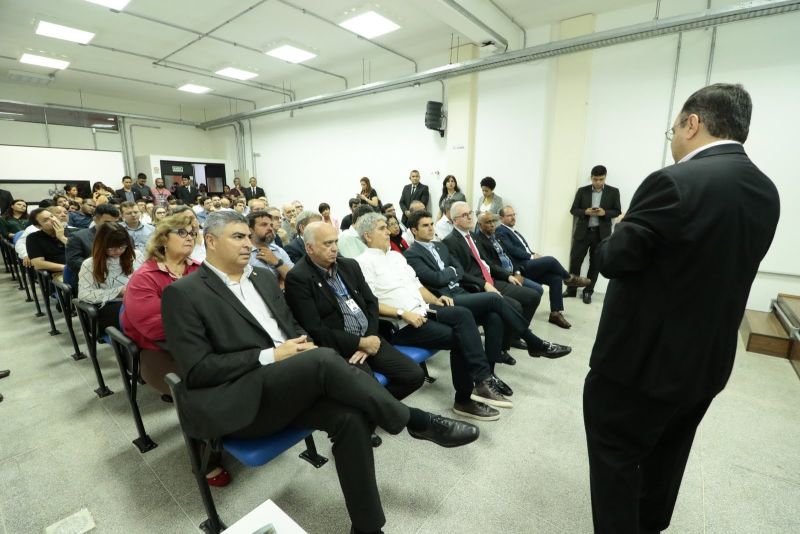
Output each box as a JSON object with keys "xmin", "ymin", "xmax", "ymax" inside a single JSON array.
[
  {"xmin": 354, "ymin": 336, "xmax": 425, "ymax": 401},
  {"xmin": 494, "ymin": 280, "xmax": 540, "ymax": 324},
  {"xmin": 391, "ymin": 305, "xmax": 493, "ymax": 403},
  {"xmin": 569, "ymin": 228, "xmax": 603, "ymax": 293},
  {"xmin": 583, "ymin": 370, "xmax": 713, "ymax": 534},
  {"xmin": 229, "ymin": 348, "xmax": 411, "ymax": 532},
  {"xmin": 520, "ymin": 256, "xmax": 570, "ymax": 311}
]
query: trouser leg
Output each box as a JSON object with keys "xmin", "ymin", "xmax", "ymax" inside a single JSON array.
[
  {"xmin": 496, "ymin": 281, "xmax": 539, "ymax": 324},
  {"xmin": 568, "ymin": 237, "xmax": 590, "ymax": 296},
  {"xmin": 367, "ymin": 338, "xmax": 425, "ymax": 401},
  {"xmin": 586, "ymin": 231, "xmax": 602, "ymax": 292},
  {"xmin": 451, "ymin": 292, "xmax": 508, "ymax": 362},
  {"xmin": 523, "ymin": 256, "xmax": 570, "ymax": 311}
]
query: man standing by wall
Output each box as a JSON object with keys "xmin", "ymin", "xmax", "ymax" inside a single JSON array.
[
  {"xmin": 399, "ymin": 169, "xmax": 429, "ymax": 225},
  {"xmin": 583, "ymin": 83, "xmax": 780, "ymax": 534},
  {"xmin": 566, "ymin": 165, "xmax": 622, "ymax": 303}
]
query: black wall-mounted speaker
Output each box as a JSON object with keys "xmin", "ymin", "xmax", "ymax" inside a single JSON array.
[{"xmin": 425, "ymin": 101, "xmax": 445, "ymax": 137}]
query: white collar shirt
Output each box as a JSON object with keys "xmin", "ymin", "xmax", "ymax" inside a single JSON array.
[
  {"xmin": 356, "ymin": 247, "xmax": 427, "ymax": 329},
  {"xmin": 678, "ymin": 140, "xmax": 741, "ymax": 163}
]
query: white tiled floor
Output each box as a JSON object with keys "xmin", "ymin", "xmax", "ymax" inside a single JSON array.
[{"xmin": 0, "ymin": 274, "xmax": 798, "ymax": 533}]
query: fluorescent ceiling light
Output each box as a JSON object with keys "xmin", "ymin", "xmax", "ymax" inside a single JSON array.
[
  {"xmin": 84, "ymin": 0, "xmax": 131, "ymax": 10},
  {"xmin": 91, "ymin": 123, "xmax": 115, "ymax": 128},
  {"xmin": 266, "ymin": 45, "xmax": 316, "ymax": 64},
  {"xmin": 215, "ymin": 67, "xmax": 258, "ymax": 80},
  {"xmin": 0, "ymin": 112, "xmax": 24, "ymax": 116},
  {"xmin": 36, "ymin": 21, "xmax": 95, "ymax": 44},
  {"xmin": 19, "ymin": 53, "xmax": 70, "ymax": 70},
  {"xmin": 339, "ymin": 11, "xmax": 400, "ymax": 39},
  {"xmin": 178, "ymin": 83, "xmax": 212, "ymax": 94}
]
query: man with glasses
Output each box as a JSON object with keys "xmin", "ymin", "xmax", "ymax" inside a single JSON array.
[
  {"xmin": 566, "ymin": 165, "xmax": 622, "ymax": 304},
  {"xmin": 583, "ymin": 84, "xmax": 780, "ymax": 534}
]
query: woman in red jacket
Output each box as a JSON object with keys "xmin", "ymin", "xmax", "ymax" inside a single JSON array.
[{"xmin": 386, "ymin": 214, "xmax": 409, "ymax": 253}]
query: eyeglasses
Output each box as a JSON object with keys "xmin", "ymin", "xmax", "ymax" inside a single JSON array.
[
  {"xmin": 665, "ymin": 117, "xmax": 692, "ymax": 141},
  {"xmin": 454, "ymin": 211, "xmax": 474, "ymax": 220},
  {"xmin": 171, "ymin": 228, "xmax": 198, "ymax": 238}
]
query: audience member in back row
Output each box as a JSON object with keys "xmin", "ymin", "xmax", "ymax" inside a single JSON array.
[
  {"xmin": 68, "ymin": 198, "xmax": 96, "ymax": 229},
  {"xmin": 151, "ymin": 178, "xmax": 172, "ymax": 207},
  {"xmin": 283, "ymin": 210, "xmax": 322, "ymax": 264},
  {"xmin": 435, "ymin": 198, "xmax": 456, "ymax": 241},
  {"xmin": 318, "ymin": 202, "xmax": 339, "ymax": 234},
  {"xmin": 161, "ymin": 211, "xmax": 478, "ymax": 534},
  {"xmin": 25, "ymin": 208, "xmax": 68, "ymax": 277},
  {"xmin": 339, "ymin": 197, "xmax": 361, "ymax": 231},
  {"xmin": 357, "ymin": 177, "xmax": 381, "ymax": 210},
  {"xmin": 132, "ymin": 173, "xmax": 153, "ymax": 202},
  {"xmin": 385, "ymin": 214, "xmax": 408, "ymax": 253},
  {"xmin": 0, "ymin": 199, "xmax": 29, "ymax": 239},
  {"xmin": 78, "ymin": 222, "xmax": 143, "ymax": 331},
  {"xmin": 285, "ymin": 221, "xmax": 426, "ymax": 402},
  {"xmin": 438, "ymin": 174, "xmax": 466, "ymax": 221},
  {"xmin": 337, "ymin": 205, "xmax": 373, "ymax": 258},
  {"xmin": 119, "ymin": 201, "xmax": 155, "ymax": 253},
  {"xmin": 66, "ymin": 204, "xmax": 121, "ymax": 291},
  {"xmin": 115, "ymin": 176, "xmax": 141, "ymax": 204},
  {"xmin": 247, "ymin": 210, "xmax": 293, "ymax": 285},
  {"xmin": 175, "ymin": 176, "xmax": 199, "ymax": 206},
  {"xmin": 475, "ymin": 176, "xmax": 503, "ymax": 218},
  {"xmin": 398, "ymin": 169, "xmax": 429, "ymax": 225}
]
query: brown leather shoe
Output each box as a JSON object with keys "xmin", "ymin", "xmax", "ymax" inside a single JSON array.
[
  {"xmin": 564, "ymin": 274, "xmax": 591, "ymax": 288},
  {"xmin": 549, "ymin": 311, "xmax": 571, "ymax": 329}
]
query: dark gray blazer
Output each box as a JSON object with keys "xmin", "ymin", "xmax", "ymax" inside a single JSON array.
[
  {"xmin": 162, "ymin": 263, "xmax": 307, "ymax": 438},
  {"xmin": 66, "ymin": 226, "xmax": 96, "ymax": 285},
  {"xmin": 570, "ymin": 184, "xmax": 622, "ymax": 240}
]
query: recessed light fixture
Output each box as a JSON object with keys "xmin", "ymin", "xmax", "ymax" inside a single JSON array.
[
  {"xmin": 84, "ymin": 0, "xmax": 131, "ymax": 10},
  {"xmin": 215, "ymin": 67, "xmax": 258, "ymax": 80},
  {"xmin": 36, "ymin": 21, "xmax": 95, "ymax": 44},
  {"xmin": 266, "ymin": 44, "xmax": 316, "ymax": 64},
  {"xmin": 91, "ymin": 123, "xmax": 116, "ymax": 128},
  {"xmin": 0, "ymin": 111, "xmax": 24, "ymax": 116},
  {"xmin": 178, "ymin": 83, "xmax": 212, "ymax": 94},
  {"xmin": 339, "ymin": 11, "xmax": 400, "ymax": 39},
  {"xmin": 19, "ymin": 53, "xmax": 70, "ymax": 70}
]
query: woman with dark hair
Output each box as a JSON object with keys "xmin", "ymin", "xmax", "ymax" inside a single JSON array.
[
  {"xmin": 357, "ymin": 177, "xmax": 381, "ymax": 209},
  {"xmin": 386, "ymin": 214, "xmax": 409, "ymax": 253},
  {"xmin": 0, "ymin": 199, "xmax": 29, "ymax": 239},
  {"xmin": 318, "ymin": 202, "xmax": 339, "ymax": 233},
  {"xmin": 475, "ymin": 176, "xmax": 503, "ymax": 216},
  {"xmin": 438, "ymin": 174, "xmax": 466, "ymax": 220},
  {"xmin": 78, "ymin": 222, "xmax": 143, "ymax": 331},
  {"xmin": 65, "ymin": 184, "xmax": 81, "ymax": 202},
  {"xmin": 152, "ymin": 205, "xmax": 169, "ymax": 224}
]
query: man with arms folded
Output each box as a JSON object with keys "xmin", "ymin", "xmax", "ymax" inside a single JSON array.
[
  {"xmin": 583, "ymin": 84, "xmax": 780, "ymax": 534},
  {"xmin": 354, "ymin": 212, "xmax": 512, "ymax": 421},
  {"xmin": 247, "ymin": 210, "xmax": 293, "ymax": 285},
  {"xmin": 162, "ymin": 211, "xmax": 478, "ymax": 534}
]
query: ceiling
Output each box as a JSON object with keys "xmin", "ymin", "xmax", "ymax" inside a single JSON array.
[{"xmin": 0, "ymin": 0, "xmax": 654, "ymax": 113}]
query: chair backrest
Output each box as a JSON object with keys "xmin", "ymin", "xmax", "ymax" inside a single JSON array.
[
  {"xmin": 62, "ymin": 264, "xmax": 77, "ymax": 288},
  {"xmin": 52, "ymin": 278, "xmax": 73, "ymax": 311},
  {"xmin": 105, "ymin": 326, "xmax": 139, "ymax": 374}
]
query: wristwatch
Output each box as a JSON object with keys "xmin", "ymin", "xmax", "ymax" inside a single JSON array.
[
  {"xmin": 272, "ymin": 259, "xmax": 284, "ymax": 268},
  {"xmin": 396, "ymin": 309, "xmax": 405, "ymax": 318}
]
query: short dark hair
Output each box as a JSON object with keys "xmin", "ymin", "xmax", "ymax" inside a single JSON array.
[
  {"xmin": 137, "ymin": 173, "xmax": 147, "ymax": 180},
  {"xmin": 28, "ymin": 207, "xmax": 49, "ymax": 226},
  {"xmin": 318, "ymin": 202, "xmax": 330, "ymax": 213},
  {"xmin": 591, "ymin": 165, "xmax": 607, "ymax": 177},
  {"xmin": 122, "ymin": 175, "xmax": 132, "ymax": 182},
  {"xmin": 407, "ymin": 210, "xmax": 433, "ymax": 230},
  {"xmin": 119, "ymin": 201, "xmax": 137, "ymax": 212},
  {"xmin": 679, "ymin": 83, "xmax": 751, "ymax": 143},
  {"xmin": 381, "ymin": 202, "xmax": 393, "ymax": 212},
  {"xmin": 479, "ymin": 177, "xmax": 496, "ymax": 190},
  {"xmin": 94, "ymin": 203, "xmax": 120, "ymax": 219},
  {"xmin": 351, "ymin": 205, "xmax": 374, "ymax": 225},
  {"xmin": 53, "ymin": 194, "xmax": 66, "ymax": 204},
  {"xmin": 38, "ymin": 199, "xmax": 52, "ymax": 208},
  {"xmin": 246, "ymin": 210, "xmax": 271, "ymax": 228},
  {"xmin": 348, "ymin": 198, "xmax": 360, "ymax": 209}
]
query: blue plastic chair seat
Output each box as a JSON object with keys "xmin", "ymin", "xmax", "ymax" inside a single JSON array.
[
  {"xmin": 374, "ymin": 372, "xmax": 388, "ymax": 386},
  {"xmin": 394, "ymin": 345, "xmax": 436, "ymax": 364},
  {"xmin": 223, "ymin": 427, "xmax": 313, "ymax": 467}
]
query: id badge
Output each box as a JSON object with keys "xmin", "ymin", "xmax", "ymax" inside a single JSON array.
[{"xmin": 345, "ymin": 298, "xmax": 360, "ymax": 313}]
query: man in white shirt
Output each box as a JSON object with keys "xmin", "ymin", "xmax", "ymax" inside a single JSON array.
[
  {"xmin": 434, "ymin": 198, "xmax": 456, "ymax": 241},
  {"xmin": 354, "ymin": 212, "xmax": 513, "ymax": 421}
]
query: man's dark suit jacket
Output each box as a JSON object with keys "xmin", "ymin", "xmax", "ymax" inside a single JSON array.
[
  {"xmin": 284, "ymin": 255, "xmax": 379, "ymax": 359},
  {"xmin": 175, "ymin": 185, "xmax": 199, "ymax": 205},
  {"xmin": 244, "ymin": 186, "xmax": 266, "ymax": 201},
  {"xmin": 443, "ymin": 230, "xmax": 511, "ymax": 286},
  {"xmin": 473, "ymin": 231, "xmax": 521, "ymax": 275},
  {"xmin": 284, "ymin": 236, "xmax": 306, "ymax": 264},
  {"xmin": 398, "ymin": 183, "xmax": 430, "ymax": 224},
  {"xmin": 404, "ymin": 241, "xmax": 479, "ymax": 296},
  {"xmin": 66, "ymin": 226, "xmax": 96, "ymax": 286},
  {"xmin": 162, "ymin": 264, "xmax": 308, "ymax": 438},
  {"xmin": 570, "ymin": 184, "xmax": 622, "ymax": 240},
  {"xmin": 591, "ymin": 144, "xmax": 779, "ymax": 403},
  {"xmin": 0, "ymin": 189, "xmax": 13, "ymax": 214},
  {"xmin": 115, "ymin": 188, "xmax": 143, "ymax": 203},
  {"xmin": 495, "ymin": 224, "xmax": 533, "ymax": 264},
  {"xmin": 132, "ymin": 183, "xmax": 153, "ymax": 201}
]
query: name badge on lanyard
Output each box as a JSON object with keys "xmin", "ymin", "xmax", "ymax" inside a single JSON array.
[{"xmin": 345, "ymin": 298, "xmax": 361, "ymax": 313}]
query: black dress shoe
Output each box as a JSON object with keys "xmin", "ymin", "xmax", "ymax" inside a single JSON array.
[
  {"xmin": 582, "ymin": 291, "xmax": 592, "ymax": 304},
  {"xmin": 408, "ymin": 415, "xmax": 479, "ymax": 448},
  {"xmin": 371, "ymin": 434, "xmax": 382, "ymax": 448},
  {"xmin": 509, "ymin": 338, "xmax": 527, "ymax": 350},
  {"xmin": 563, "ymin": 289, "xmax": 577, "ymax": 298},
  {"xmin": 491, "ymin": 374, "xmax": 513, "ymax": 396},
  {"xmin": 496, "ymin": 351, "xmax": 516, "ymax": 365},
  {"xmin": 0, "ymin": 370, "xmax": 9, "ymax": 379},
  {"xmin": 528, "ymin": 341, "xmax": 571, "ymax": 359}
]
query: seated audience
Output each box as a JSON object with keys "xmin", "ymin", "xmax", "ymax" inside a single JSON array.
[
  {"xmin": 357, "ymin": 177, "xmax": 381, "ymax": 209},
  {"xmin": 171, "ymin": 206, "xmax": 205, "ymax": 262},
  {"xmin": 435, "ymin": 198, "xmax": 456, "ymax": 241},
  {"xmin": 53, "ymin": 195, "xmax": 70, "ymax": 209},
  {"xmin": 438, "ymin": 174, "xmax": 466, "ymax": 220},
  {"xmin": 162, "ymin": 211, "xmax": 478, "ymax": 534},
  {"xmin": 65, "ymin": 184, "xmax": 81, "ymax": 202},
  {"xmin": 136, "ymin": 200, "xmax": 152, "ymax": 225},
  {"xmin": 119, "ymin": 201, "xmax": 155, "ymax": 253},
  {"xmin": 281, "ymin": 203, "xmax": 298, "ymax": 241},
  {"xmin": 78, "ymin": 222, "xmax": 143, "ymax": 331},
  {"xmin": 402, "ymin": 200, "xmax": 427, "ymax": 244},
  {"xmin": 68, "ymin": 200, "xmax": 80, "ymax": 213},
  {"xmin": 475, "ymin": 176, "xmax": 503, "ymax": 217},
  {"xmin": 285, "ymin": 221, "xmax": 425, "ymax": 401},
  {"xmin": 232, "ymin": 198, "xmax": 246, "ymax": 214},
  {"xmin": 318, "ymin": 202, "xmax": 339, "ymax": 233},
  {"xmin": 339, "ymin": 198, "xmax": 361, "ymax": 231},
  {"xmin": 152, "ymin": 206, "xmax": 168, "ymax": 225},
  {"xmin": 1, "ymin": 199, "xmax": 29, "ymax": 239},
  {"xmin": 247, "ymin": 198, "xmax": 268, "ymax": 216},
  {"xmin": 25, "ymin": 208, "xmax": 68, "ymax": 276},
  {"xmin": 284, "ymin": 210, "xmax": 322, "ymax": 263},
  {"xmin": 337, "ymin": 205, "xmax": 373, "ymax": 258},
  {"xmin": 265, "ymin": 207, "xmax": 286, "ymax": 246},
  {"xmin": 66, "ymin": 204, "xmax": 121, "ymax": 290},
  {"xmin": 229, "ymin": 176, "xmax": 244, "ymax": 198},
  {"xmin": 385, "ymin": 214, "xmax": 409, "ymax": 253},
  {"xmin": 219, "ymin": 197, "xmax": 231, "ymax": 209},
  {"xmin": 355, "ymin": 212, "xmax": 512, "ymax": 420},
  {"xmin": 68, "ymin": 198, "xmax": 96, "ymax": 229},
  {"xmin": 247, "ymin": 210, "xmax": 293, "ymax": 284},
  {"xmin": 195, "ymin": 197, "xmax": 213, "ymax": 226}
]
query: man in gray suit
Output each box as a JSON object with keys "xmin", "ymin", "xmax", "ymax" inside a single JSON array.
[{"xmin": 161, "ymin": 211, "xmax": 479, "ymax": 534}]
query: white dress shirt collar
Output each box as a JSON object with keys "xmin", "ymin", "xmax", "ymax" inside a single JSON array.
[{"xmin": 678, "ymin": 140, "xmax": 741, "ymax": 164}]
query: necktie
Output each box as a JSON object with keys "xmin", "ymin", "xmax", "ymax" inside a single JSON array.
[
  {"xmin": 411, "ymin": 185, "xmax": 416, "ymax": 197},
  {"xmin": 465, "ymin": 234, "xmax": 493, "ymax": 285},
  {"xmin": 252, "ymin": 187, "xmax": 256, "ymax": 196},
  {"xmin": 491, "ymin": 236, "xmax": 515, "ymax": 272}
]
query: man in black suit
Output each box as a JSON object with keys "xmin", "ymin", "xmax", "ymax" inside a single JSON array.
[
  {"xmin": 115, "ymin": 176, "xmax": 142, "ymax": 204},
  {"xmin": 567, "ymin": 165, "xmax": 622, "ymax": 303},
  {"xmin": 405, "ymin": 210, "xmax": 571, "ymax": 363},
  {"xmin": 283, "ymin": 210, "xmax": 321, "ymax": 264},
  {"xmin": 65, "ymin": 204, "xmax": 120, "ymax": 290},
  {"xmin": 398, "ymin": 169, "xmax": 429, "ymax": 225},
  {"xmin": 583, "ymin": 84, "xmax": 780, "ymax": 534},
  {"xmin": 284, "ymin": 222, "xmax": 425, "ymax": 401},
  {"xmin": 162, "ymin": 211, "xmax": 479, "ymax": 534},
  {"xmin": 174, "ymin": 176, "xmax": 199, "ymax": 205},
  {"xmin": 132, "ymin": 173, "xmax": 153, "ymax": 202},
  {"xmin": 0, "ymin": 188, "xmax": 13, "ymax": 214},
  {"xmin": 243, "ymin": 176, "xmax": 265, "ymax": 202}
]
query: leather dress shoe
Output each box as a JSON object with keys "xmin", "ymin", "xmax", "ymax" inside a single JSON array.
[
  {"xmin": 582, "ymin": 291, "xmax": 592, "ymax": 304},
  {"xmin": 471, "ymin": 378, "xmax": 513, "ymax": 408},
  {"xmin": 509, "ymin": 338, "xmax": 527, "ymax": 350},
  {"xmin": 548, "ymin": 311, "xmax": 571, "ymax": 329},
  {"xmin": 496, "ymin": 351, "xmax": 516, "ymax": 365},
  {"xmin": 563, "ymin": 274, "xmax": 591, "ymax": 288},
  {"xmin": 491, "ymin": 374, "xmax": 513, "ymax": 396},
  {"xmin": 563, "ymin": 289, "xmax": 577, "ymax": 298},
  {"xmin": 408, "ymin": 415, "xmax": 480, "ymax": 448},
  {"xmin": 0, "ymin": 370, "xmax": 9, "ymax": 379},
  {"xmin": 528, "ymin": 341, "xmax": 572, "ymax": 359},
  {"xmin": 453, "ymin": 400, "xmax": 500, "ymax": 421}
]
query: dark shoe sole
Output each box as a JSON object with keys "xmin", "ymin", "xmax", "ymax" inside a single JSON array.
[
  {"xmin": 529, "ymin": 347, "xmax": 572, "ymax": 359},
  {"xmin": 470, "ymin": 393, "xmax": 513, "ymax": 409},
  {"xmin": 453, "ymin": 406, "xmax": 500, "ymax": 421}
]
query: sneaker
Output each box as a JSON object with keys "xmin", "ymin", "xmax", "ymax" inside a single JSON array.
[
  {"xmin": 471, "ymin": 378, "xmax": 513, "ymax": 408},
  {"xmin": 453, "ymin": 400, "xmax": 500, "ymax": 421},
  {"xmin": 491, "ymin": 374, "xmax": 513, "ymax": 397},
  {"xmin": 528, "ymin": 341, "xmax": 571, "ymax": 359}
]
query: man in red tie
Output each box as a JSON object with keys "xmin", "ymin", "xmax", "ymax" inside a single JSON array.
[{"xmin": 443, "ymin": 201, "xmax": 544, "ymax": 351}]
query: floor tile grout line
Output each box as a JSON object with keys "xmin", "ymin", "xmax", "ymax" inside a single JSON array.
[{"xmin": 413, "ymin": 469, "xmax": 470, "ymax": 534}]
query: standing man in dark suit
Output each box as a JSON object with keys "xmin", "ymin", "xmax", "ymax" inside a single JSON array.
[
  {"xmin": 162, "ymin": 211, "xmax": 478, "ymax": 534},
  {"xmin": 175, "ymin": 176, "xmax": 199, "ymax": 205},
  {"xmin": 243, "ymin": 176, "xmax": 265, "ymax": 202},
  {"xmin": 115, "ymin": 176, "xmax": 142, "ymax": 204},
  {"xmin": 567, "ymin": 165, "xmax": 622, "ymax": 303},
  {"xmin": 398, "ymin": 169, "xmax": 429, "ymax": 225},
  {"xmin": 583, "ymin": 84, "xmax": 780, "ymax": 534},
  {"xmin": 284, "ymin": 222, "xmax": 425, "ymax": 401}
]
